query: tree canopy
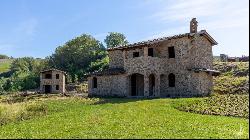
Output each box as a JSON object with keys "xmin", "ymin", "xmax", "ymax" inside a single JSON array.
[
  {"xmin": 104, "ymin": 32, "xmax": 128, "ymax": 48},
  {"xmin": 0, "ymin": 57, "xmax": 49, "ymax": 92},
  {"xmin": 48, "ymin": 34, "xmax": 108, "ymax": 82},
  {"xmin": 0, "ymin": 54, "xmax": 9, "ymax": 59}
]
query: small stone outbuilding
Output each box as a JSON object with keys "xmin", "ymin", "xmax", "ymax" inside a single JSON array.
[
  {"xmin": 40, "ymin": 69, "xmax": 66, "ymax": 93},
  {"xmin": 87, "ymin": 18, "xmax": 220, "ymax": 98}
]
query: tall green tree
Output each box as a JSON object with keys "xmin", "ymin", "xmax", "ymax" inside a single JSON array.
[
  {"xmin": 0, "ymin": 57, "xmax": 49, "ymax": 92},
  {"xmin": 48, "ymin": 34, "xmax": 108, "ymax": 82},
  {"xmin": 104, "ymin": 32, "xmax": 128, "ymax": 48}
]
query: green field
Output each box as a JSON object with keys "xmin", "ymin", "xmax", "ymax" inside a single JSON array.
[
  {"xmin": 0, "ymin": 59, "xmax": 12, "ymax": 73},
  {"xmin": 0, "ymin": 96, "xmax": 248, "ymax": 139}
]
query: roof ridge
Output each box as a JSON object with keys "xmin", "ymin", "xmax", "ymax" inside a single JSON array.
[{"xmin": 107, "ymin": 30, "xmax": 217, "ymax": 51}]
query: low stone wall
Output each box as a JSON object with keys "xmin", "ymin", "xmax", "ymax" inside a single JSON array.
[{"xmin": 88, "ymin": 74, "xmax": 128, "ymax": 97}]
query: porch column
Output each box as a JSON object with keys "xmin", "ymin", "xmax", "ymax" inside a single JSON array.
[
  {"xmin": 144, "ymin": 46, "xmax": 148, "ymax": 57},
  {"xmin": 155, "ymin": 74, "xmax": 161, "ymax": 97},
  {"xmin": 144, "ymin": 75, "xmax": 149, "ymax": 96},
  {"xmin": 40, "ymin": 73, "xmax": 43, "ymax": 92},
  {"xmin": 123, "ymin": 50, "xmax": 127, "ymax": 64}
]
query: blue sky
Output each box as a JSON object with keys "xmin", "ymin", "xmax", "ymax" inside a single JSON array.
[{"xmin": 0, "ymin": 0, "xmax": 249, "ymax": 58}]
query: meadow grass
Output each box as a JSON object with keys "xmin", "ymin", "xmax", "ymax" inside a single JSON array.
[
  {"xmin": 0, "ymin": 59, "xmax": 12, "ymax": 73},
  {"xmin": 173, "ymin": 94, "xmax": 249, "ymax": 118},
  {"xmin": 0, "ymin": 97, "xmax": 248, "ymax": 139}
]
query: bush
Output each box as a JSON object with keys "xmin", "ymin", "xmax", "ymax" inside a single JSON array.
[{"xmin": 0, "ymin": 101, "xmax": 48, "ymax": 125}]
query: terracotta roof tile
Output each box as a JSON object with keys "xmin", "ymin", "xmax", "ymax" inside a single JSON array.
[
  {"xmin": 87, "ymin": 68, "xmax": 126, "ymax": 76},
  {"xmin": 107, "ymin": 30, "xmax": 217, "ymax": 51}
]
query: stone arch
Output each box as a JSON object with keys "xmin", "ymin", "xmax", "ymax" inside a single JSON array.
[
  {"xmin": 129, "ymin": 73, "xmax": 144, "ymax": 96},
  {"xmin": 149, "ymin": 74, "xmax": 155, "ymax": 96}
]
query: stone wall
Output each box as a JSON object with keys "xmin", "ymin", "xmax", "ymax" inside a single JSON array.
[
  {"xmin": 109, "ymin": 50, "xmax": 124, "ymax": 68},
  {"xmin": 89, "ymin": 33, "xmax": 214, "ymax": 97},
  {"xmin": 190, "ymin": 35, "xmax": 213, "ymax": 69},
  {"xmin": 40, "ymin": 71, "xmax": 65, "ymax": 93},
  {"xmin": 88, "ymin": 74, "xmax": 128, "ymax": 97}
]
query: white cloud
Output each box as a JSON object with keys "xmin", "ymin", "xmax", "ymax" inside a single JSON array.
[{"xmin": 139, "ymin": 0, "xmax": 249, "ymax": 56}]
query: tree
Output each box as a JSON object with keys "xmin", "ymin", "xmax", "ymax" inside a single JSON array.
[
  {"xmin": 0, "ymin": 54, "xmax": 9, "ymax": 59},
  {"xmin": 48, "ymin": 34, "xmax": 107, "ymax": 82},
  {"xmin": 0, "ymin": 57, "xmax": 50, "ymax": 92},
  {"xmin": 104, "ymin": 32, "xmax": 128, "ymax": 48}
]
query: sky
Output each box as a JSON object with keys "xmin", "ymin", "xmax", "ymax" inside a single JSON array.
[{"xmin": 0, "ymin": 0, "xmax": 249, "ymax": 58}]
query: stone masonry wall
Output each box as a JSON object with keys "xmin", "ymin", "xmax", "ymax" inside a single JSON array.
[
  {"xmin": 90, "ymin": 33, "xmax": 214, "ymax": 97},
  {"xmin": 88, "ymin": 74, "xmax": 128, "ymax": 97},
  {"xmin": 40, "ymin": 71, "xmax": 65, "ymax": 93},
  {"xmin": 109, "ymin": 50, "xmax": 124, "ymax": 68}
]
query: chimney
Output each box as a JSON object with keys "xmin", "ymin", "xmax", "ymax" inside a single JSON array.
[{"xmin": 190, "ymin": 18, "xmax": 198, "ymax": 33}]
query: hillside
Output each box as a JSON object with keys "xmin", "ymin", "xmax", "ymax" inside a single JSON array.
[
  {"xmin": 213, "ymin": 62, "xmax": 249, "ymax": 94},
  {"xmin": 175, "ymin": 62, "xmax": 249, "ymax": 118},
  {"xmin": 0, "ymin": 59, "xmax": 12, "ymax": 73}
]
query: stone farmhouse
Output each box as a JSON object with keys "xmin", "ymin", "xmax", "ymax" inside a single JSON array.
[
  {"xmin": 40, "ymin": 69, "xmax": 66, "ymax": 93},
  {"xmin": 88, "ymin": 18, "xmax": 220, "ymax": 97}
]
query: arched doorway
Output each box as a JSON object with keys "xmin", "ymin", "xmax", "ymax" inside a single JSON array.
[
  {"xmin": 149, "ymin": 74, "xmax": 155, "ymax": 96},
  {"xmin": 130, "ymin": 73, "xmax": 144, "ymax": 96}
]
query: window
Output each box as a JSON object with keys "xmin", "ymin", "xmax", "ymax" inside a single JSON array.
[
  {"xmin": 168, "ymin": 46, "xmax": 175, "ymax": 58},
  {"xmin": 93, "ymin": 77, "xmax": 97, "ymax": 88},
  {"xmin": 56, "ymin": 85, "xmax": 59, "ymax": 90},
  {"xmin": 45, "ymin": 74, "xmax": 52, "ymax": 79},
  {"xmin": 168, "ymin": 73, "xmax": 175, "ymax": 87},
  {"xmin": 148, "ymin": 48, "xmax": 154, "ymax": 57},
  {"xmin": 133, "ymin": 52, "xmax": 139, "ymax": 58},
  {"xmin": 56, "ymin": 74, "xmax": 59, "ymax": 79}
]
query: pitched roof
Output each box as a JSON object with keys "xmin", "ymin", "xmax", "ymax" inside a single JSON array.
[
  {"xmin": 87, "ymin": 68, "xmax": 126, "ymax": 76},
  {"xmin": 107, "ymin": 30, "xmax": 218, "ymax": 51},
  {"xmin": 40, "ymin": 68, "xmax": 67, "ymax": 75}
]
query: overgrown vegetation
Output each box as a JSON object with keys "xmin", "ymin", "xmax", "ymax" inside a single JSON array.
[
  {"xmin": 0, "ymin": 98, "xmax": 48, "ymax": 125},
  {"xmin": 213, "ymin": 62, "xmax": 249, "ymax": 94},
  {"xmin": 0, "ymin": 97, "xmax": 247, "ymax": 139},
  {"xmin": 0, "ymin": 57, "xmax": 49, "ymax": 93},
  {"xmin": 175, "ymin": 62, "xmax": 249, "ymax": 118},
  {"xmin": 0, "ymin": 94, "xmax": 100, "ymax": 126},
  {"xmin": 174, "ymin": 94, "xmax": 249, "ymax": 118},
  {"xmin": 0, "ymin": 59, "xmax": 12, "ymax": 73}
]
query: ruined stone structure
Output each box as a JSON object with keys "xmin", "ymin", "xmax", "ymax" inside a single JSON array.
[
  {"xmin": 88, "ymin": 18, "xmax": 220, "ymax": 97},
  {"xmin": 40, "ymin": 69, "xmax": 66, "ymax": 93}
]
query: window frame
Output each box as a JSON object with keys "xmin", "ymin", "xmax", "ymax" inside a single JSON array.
[
  {"xmin": 45, "ymin": 74, "xmax": 52, "ymax": 79},
  {"xmin": 133, "ymin": 52, "xmax": 140, "ymax": 58},
  {"xmin": 148, "ymin": 48, "xmax": 154, "ymax": 57},
  {"xmin": 56, "ymin": 74, "xmax": 59, "ymax": 79},
  {"xmin": 168, "ymin": 46, "xmax": 175, "ymax": 58},
  {"xmin": 168, "ymin": 73, "xmax": 175, "ymax": 87}
]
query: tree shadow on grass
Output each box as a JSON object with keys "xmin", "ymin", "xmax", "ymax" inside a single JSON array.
[
  {"xmin": 89, "ymin": 96, "xmax": 157, "ymax": 105},
  {"xmin": 88, "ymin": 94, "xmax": 210, "ymax": 105}
]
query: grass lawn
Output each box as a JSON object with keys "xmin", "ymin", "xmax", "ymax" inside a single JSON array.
[
  {"xmin": 0, "ymin": 59, "xmax": 12, "ymax": 73},
  {"xmin": 0, "ymin": 97, "xmax": 248, "ymax": 139}
]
